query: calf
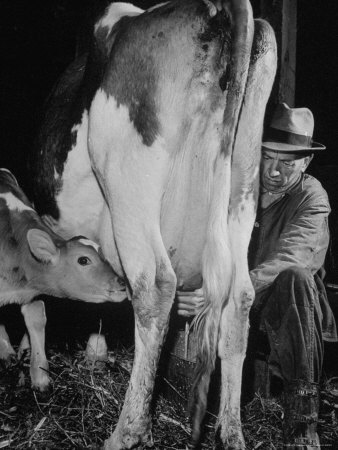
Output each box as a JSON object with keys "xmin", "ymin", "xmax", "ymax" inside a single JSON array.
[{"xmin": 0, "ymin": 168, "xmax": 125, "ymax": 391}]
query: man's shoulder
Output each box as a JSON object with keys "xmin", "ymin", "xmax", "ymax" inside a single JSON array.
[
  {"xmin": 300, "ymin": 174, "xmax": 330, "ymax": 205},
  {"xmin": 303, "ymin": 173, "xmax": 327, "ymax": 194}
]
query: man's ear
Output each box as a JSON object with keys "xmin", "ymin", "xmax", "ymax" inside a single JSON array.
[
  {"xmin": 302, "ymin": 154, "xmax": 314, "ymax": 172},
  {"xmin": 26, "ymin": 228, "xmax": 60, "ymax": 265}
]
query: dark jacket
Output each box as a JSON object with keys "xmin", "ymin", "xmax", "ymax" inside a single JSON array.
[{"xmin": 249, "ymin": 173, "xmax": 337, "ymax": 341}]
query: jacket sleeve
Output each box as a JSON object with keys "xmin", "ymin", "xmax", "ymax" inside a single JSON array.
[{"xmin": 250, "ymin": 194, "xmax": 330, "ymax": 294}]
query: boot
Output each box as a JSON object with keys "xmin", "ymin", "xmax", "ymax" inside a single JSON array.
[{"xmin": 282, "ymin": 379, "xmax": 321, "ymax": 449}]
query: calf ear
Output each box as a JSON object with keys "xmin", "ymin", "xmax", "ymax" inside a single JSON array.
[{"xmin": 26, "ymin": 228, "xmax": 60, "ymax": 265}]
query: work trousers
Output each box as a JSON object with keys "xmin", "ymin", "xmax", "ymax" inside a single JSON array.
[{"xmin": 249, "ymin": 267, "xmax": 324, "ymax": 383}]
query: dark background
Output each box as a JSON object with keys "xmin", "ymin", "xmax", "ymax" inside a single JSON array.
[
  {"xmin": 0, "ymin": 0, "xmax": 337, "ymax": 189},
  {"xmin": 0, "ymin": 1, "xmax": 337, "ymax": 362},
  {"xmin": 1, "ymin": 0, "xmax": 337, "ymax": 273}
]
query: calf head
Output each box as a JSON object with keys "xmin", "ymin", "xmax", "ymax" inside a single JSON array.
[{"xmin": 26, "ymin": 228, "xmax": 126, "ymax": 303}]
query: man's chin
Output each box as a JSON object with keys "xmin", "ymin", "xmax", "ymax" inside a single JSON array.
[{"xmin": 263, "ymin": 182, "xmax": 283, "ymax": 192}]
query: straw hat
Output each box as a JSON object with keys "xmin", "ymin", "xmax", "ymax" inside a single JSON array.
[{"xmin": 262, "ymin": 103, "xmax": 326, "ymax": 152}]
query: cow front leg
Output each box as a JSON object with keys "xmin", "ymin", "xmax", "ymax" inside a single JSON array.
[
  {"xmin": 104, "ymin": 257, "xmax": 176, "ymax": 450},
  {"xmin": 21, "ymin": 300, "xmax": 50, "ymax": 391}
]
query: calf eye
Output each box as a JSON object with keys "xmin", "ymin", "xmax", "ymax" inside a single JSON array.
[{"xmin": 78, "ymin": 256, "xmax": 91, "ymax": 266}]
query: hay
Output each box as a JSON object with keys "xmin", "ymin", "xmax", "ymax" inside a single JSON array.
[
  {"xmin": 0, "ymin": 345, "xmax": 337, "ymax": 449},
  {"xmin": 319, "ymin": 377, "xmax": 338, "ymax": 446}
]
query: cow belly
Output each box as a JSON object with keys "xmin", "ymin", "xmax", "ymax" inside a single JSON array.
[
  {"xmin": 163, "ymin": 184, "xmax": 208, "ymax": 287},
  {"xmin": 165, "ymin": 238, "xmax": 205, "ymax": 290},
  {"xmin": 160, "ymin": 112, "xmax": 227, "ymax": 291},
  {"xmin": 55, "ymin": 176, "xmax": 104, "ymax": 241},
  {"xmin": 52, "ymin": 112, "xmax": 105, "ymax": 241}
]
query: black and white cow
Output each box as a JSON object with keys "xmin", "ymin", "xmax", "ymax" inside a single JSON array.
[
  {"xmin": 31, "ymin": 1, "xmax": 277, "ymax": 448},
  {"xmin": 0, "ymin": 168, "xmax": 125, "ymax": 391}
]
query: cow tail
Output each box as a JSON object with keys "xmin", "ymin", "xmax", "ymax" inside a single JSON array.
[
  {"xmin": 189, "ymin": 167, "xmax": 233, "ymax": 446},
  {"xmin": 189, "ymin": 0, "xmax": 254, "ymax": 446}
]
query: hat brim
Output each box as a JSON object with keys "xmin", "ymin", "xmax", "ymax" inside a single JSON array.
[{"xmin": 262, "ymin": 140, "xmax": 326, "ymax": 152}]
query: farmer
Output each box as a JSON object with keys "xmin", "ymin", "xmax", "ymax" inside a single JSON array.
[{"xmin": 177, "ymin": 103, "xmax": 337, "ymax": 449}]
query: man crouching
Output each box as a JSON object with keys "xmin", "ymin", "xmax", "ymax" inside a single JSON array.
[{"xmin": 178, "ymin": 103, "xmax": 337, "ymax": 449}]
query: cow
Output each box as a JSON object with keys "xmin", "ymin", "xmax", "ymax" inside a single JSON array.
[
  {"xmin": 0, "ymin": 168, "xmax": 126, "ymax": 392},
  {"xmin": 30, "ymin": 0, "xmax": 277, "ymax": 448}
]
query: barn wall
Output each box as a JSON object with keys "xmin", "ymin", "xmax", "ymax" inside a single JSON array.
[{"xmin": 0, "ymin": 0, "xmax": 337, "ymax": 183}]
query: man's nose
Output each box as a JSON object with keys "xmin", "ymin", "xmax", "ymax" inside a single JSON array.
[{"xmin": 269, "ymin": 161, "xmax": 280, "ymax": 177}]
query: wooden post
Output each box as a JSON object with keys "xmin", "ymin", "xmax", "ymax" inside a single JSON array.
[
  {"xmin": 260, "ymin": 0, "xmax": 297, "ymax": 117},
  {"xmin": 280, "ymin": 0, "xmax": 297, "ymax": 106}
]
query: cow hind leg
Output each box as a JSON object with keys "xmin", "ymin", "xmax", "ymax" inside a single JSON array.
[
  {"xmin": 216, "ymin": 288, "xmax": 253, "ymax": 449},
  {"xmin": 216, "ymin": 18, "xmax": 276, "ymax": 449},
  {"xmin": 216, "ymin": 164, "xmax": 256, "ymax": 450},
  {"xmin": 104, "ymin": 239, "xmax": 176, "ymax": 449}
]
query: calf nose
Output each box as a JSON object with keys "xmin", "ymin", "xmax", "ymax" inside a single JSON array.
[{"xmin": 110, "ymin": 277, "xmax": 126, "ymax": 291}]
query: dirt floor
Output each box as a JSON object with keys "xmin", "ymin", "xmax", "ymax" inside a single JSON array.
[{"xmin": 0, "ymin": 339, "xmax": 337, "ymax": 450}]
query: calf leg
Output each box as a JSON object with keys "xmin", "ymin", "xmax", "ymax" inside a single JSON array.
[
  {"xmin": 21, "ymin": 300, "xmax": 49, "ymax": 391},
  {"xmin": 0, "ymin": 324, "xmax": 16, "ymax": 365},
  {"xmin": 18, "ymin": 332, "xmax": 30, "ymax": 358}
]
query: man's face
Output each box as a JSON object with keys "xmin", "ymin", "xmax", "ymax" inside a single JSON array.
[{"xmin": 260, "ymin": 149, "xmax": 312, "ymax": 193}]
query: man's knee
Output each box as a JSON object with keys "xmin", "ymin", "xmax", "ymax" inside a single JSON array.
[
  {"xmin": 275, "ymin": 266, "xmax": 312, "ymax": 286},
  {"xmin": 274, "ymin": 266, "xmax": 315, "ymax": 310}
]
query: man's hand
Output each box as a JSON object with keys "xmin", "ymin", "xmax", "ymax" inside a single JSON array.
[{"xmin": 176, "ymin": 288, "xmax": 205, "ymax": 318}]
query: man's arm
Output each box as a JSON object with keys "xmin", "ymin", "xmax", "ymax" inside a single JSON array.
[
  {"xmin": 177, "ymin": 192, "xmax": 330, "ymax": 316},
  {"xmin": 250, "ymin": 195, "xmax": 330, "ymax": 293}
]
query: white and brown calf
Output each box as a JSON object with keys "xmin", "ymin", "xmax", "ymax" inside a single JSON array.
[{"xmin": 0, "ymin": 168, "xmax": 125, "ymax": 391}]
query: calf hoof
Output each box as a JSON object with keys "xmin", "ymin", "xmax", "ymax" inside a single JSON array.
[
  {"xmin": 31, "ymin": 370, "xmax": 51, "ymax": 394},
  {"xmin": 32, "ymin": 381, "xmax": 52, "ymax": 402},
  {"xmin": 0, "ymin": 352, "xmax": 17, "ymax": 369},
  {"xmin": 32, "ymin": 381, "xmax": 51, "ymax": 394},
  {"xmin": 17, "ymin": 371, "xmax": 51, "ymax": 396}
]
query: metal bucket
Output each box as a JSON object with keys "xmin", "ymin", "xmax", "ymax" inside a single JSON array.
[
  {"xmin": 160, "ymin": 318, "xmax": 220, "ymax": 415},
  {"xmin": 160, "ymin": 321, "xmax": 197, "ymax": 409}
]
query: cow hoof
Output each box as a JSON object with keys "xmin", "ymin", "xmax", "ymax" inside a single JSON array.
[
  {"xmin": 103, "ymin": 431, "xmax": 153, "ymax": 450},
  {"xmin": 215, "ymin": 440, "xmax": 246, "ymax": 450},
  {"xmin": 215, "ymin": 426, "xmax": 246, "ymax": 450}
]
